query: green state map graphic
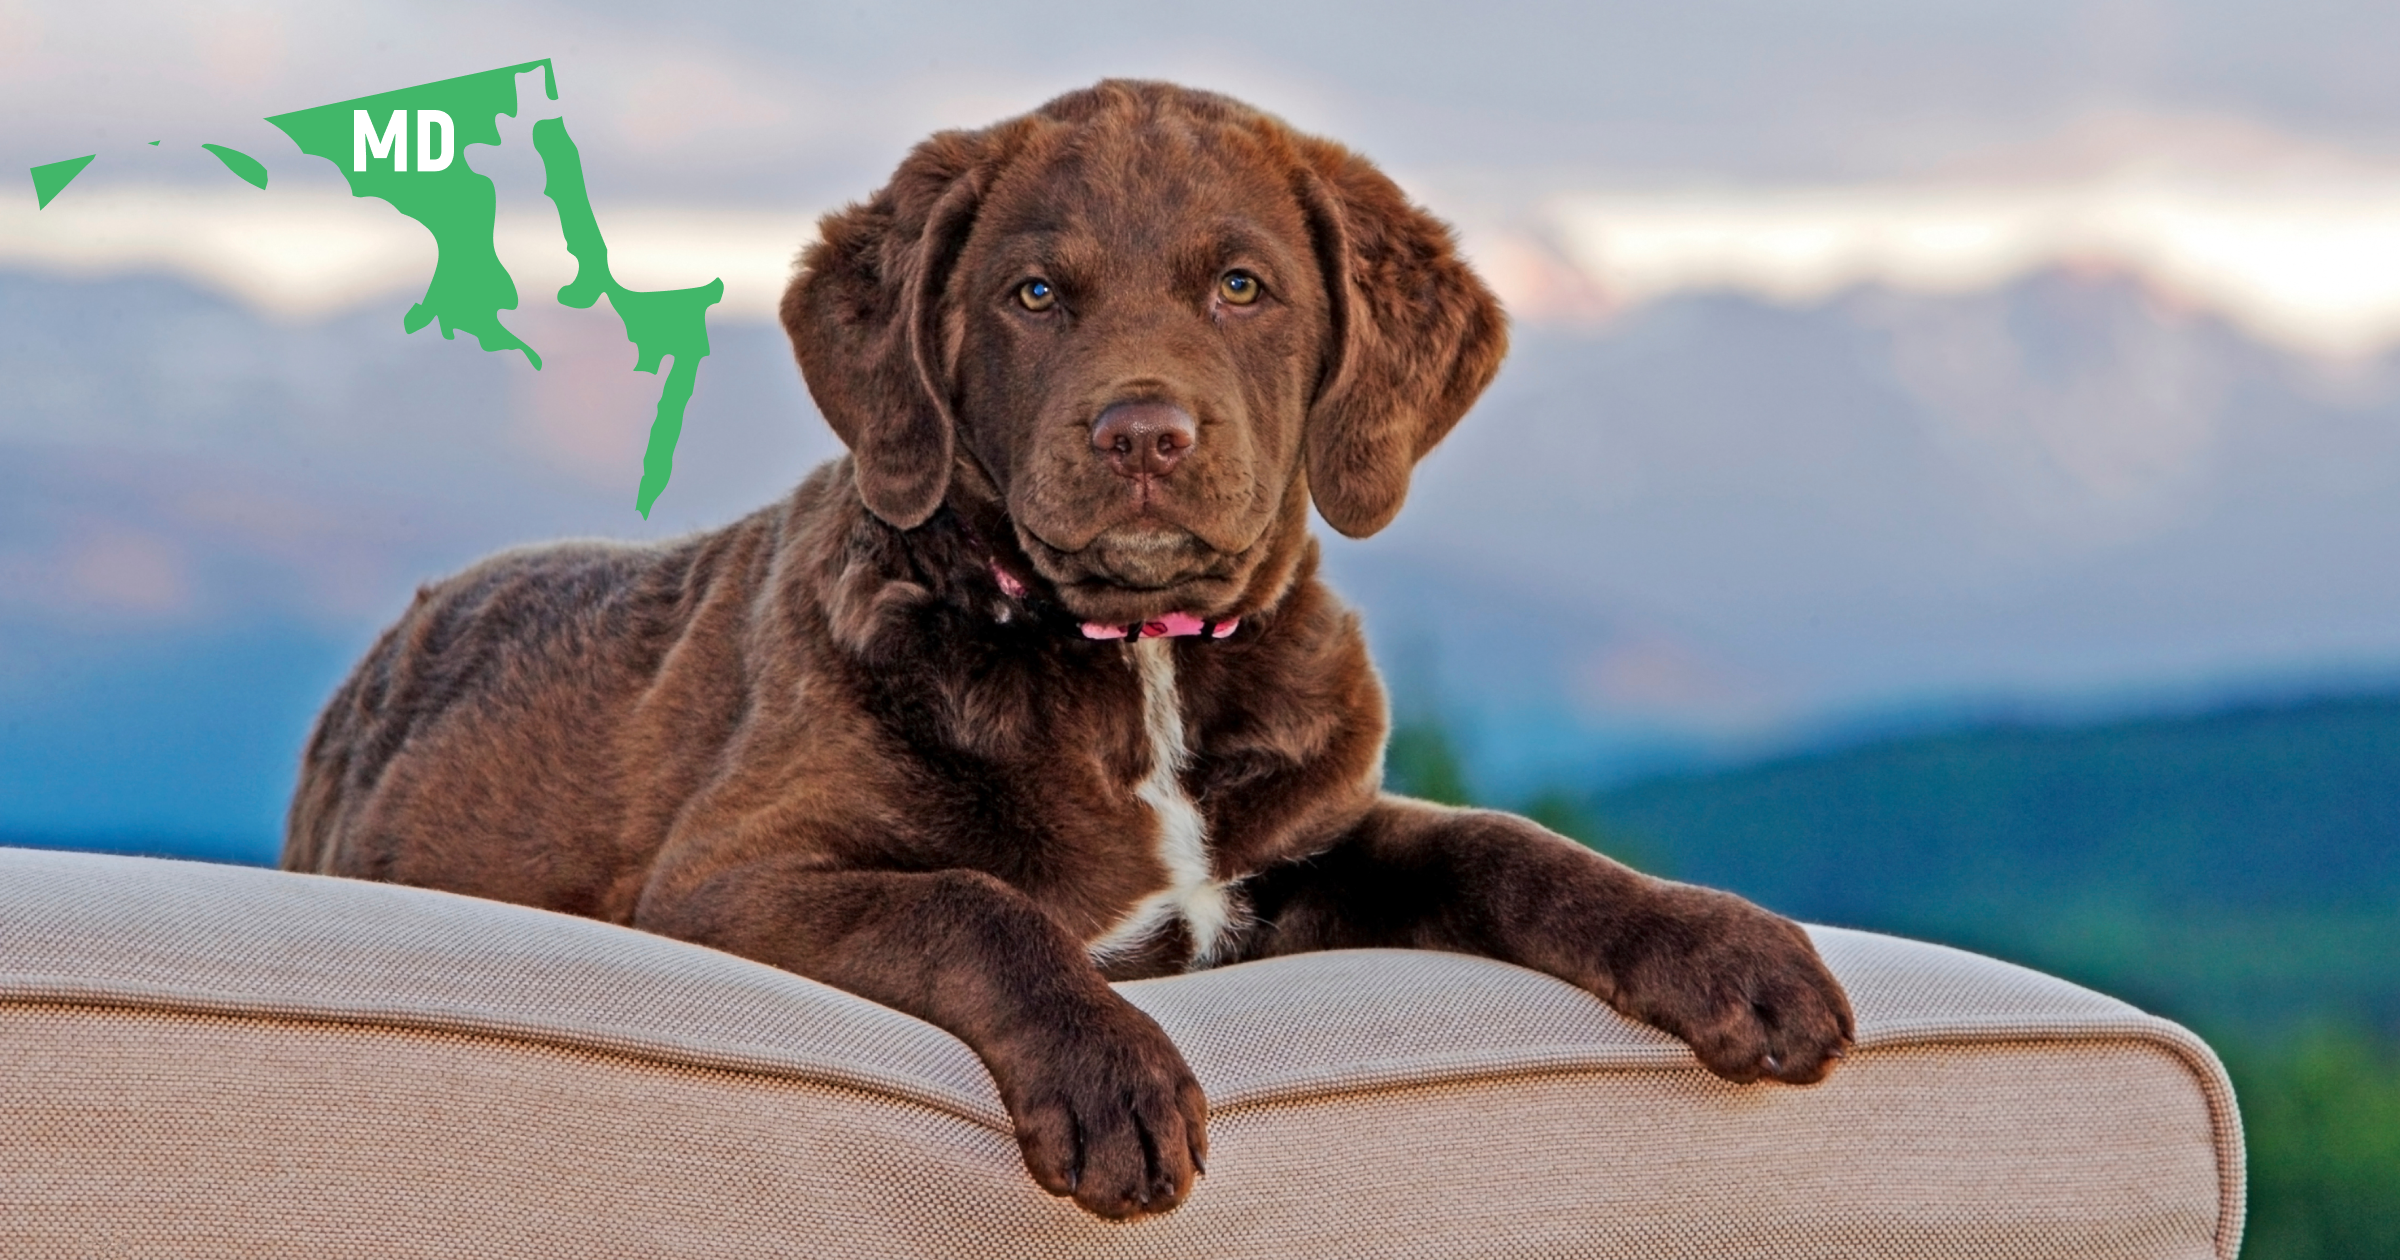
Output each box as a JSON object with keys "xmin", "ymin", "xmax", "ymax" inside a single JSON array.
[
  {"xmin": 267, "ymin": 61, "xmax": 550, "ymax": 369},
  {"xmin": 29, "ymin": 154, "xmax": 96, "ymax": 208},
  {"xmin": 530, "ymin": 116, "xmax": 722, "ymax": 518},
  {"xmin": 33, "ymin": 59, "xmax": 722, "ymax": 517}
]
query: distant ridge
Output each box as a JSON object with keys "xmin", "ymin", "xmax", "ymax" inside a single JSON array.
[{"xmin": 1588, "ymin": 691, "xmax": 2400, "ymax": 1035}]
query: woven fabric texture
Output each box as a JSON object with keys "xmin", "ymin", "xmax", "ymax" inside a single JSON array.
[{"xmin": 0, "ymin": 847, "xmax": 2244, "ymax": 1258}]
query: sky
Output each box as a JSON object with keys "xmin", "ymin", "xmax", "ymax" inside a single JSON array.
[
  {"xmin": 9, "ymin": 0, "xmax": 2400, "ymax": 842},
  {"xmin": 20, "ymin": 0, "xmax": 2400, "ymax": 189},
  {"xmin": 18, "ymin": 1, "xmax": 2400, "ymax": 347}
]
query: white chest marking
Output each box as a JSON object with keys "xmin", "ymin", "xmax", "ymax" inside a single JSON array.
[{"xmin": 1085, "ymin": 638, "xmax": 1236, "ymax": 968}]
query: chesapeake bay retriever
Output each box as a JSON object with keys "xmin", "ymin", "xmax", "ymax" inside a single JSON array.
[{"xmin": 286, "ymin": 80, "xmax": 1853, "ymax": 1220}]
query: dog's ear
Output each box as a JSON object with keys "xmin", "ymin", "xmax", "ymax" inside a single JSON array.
[
  {"xmin": 1294, "ymin": 143, "xmax": 1509, "ymax": 539},
  {"xmin": 784, "ymin": 132, "xmax": 990, "ymax": 528}
]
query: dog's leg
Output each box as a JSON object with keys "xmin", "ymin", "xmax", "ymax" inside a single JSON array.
[
  {"xmin": 1241, "ymin": 796, "xmax": 1855, "ymax": 1084},
  {"xmin": 636, "ymin": 862, "xmax": 1206, "ymax": 1218}
]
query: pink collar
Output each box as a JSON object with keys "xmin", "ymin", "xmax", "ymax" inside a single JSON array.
[
  {"xmin": 1080, "ymin": 611, "xmax": 1241, "ymax": 641},
  {"xmin": 990, "ymin": 562, "xmax": 1239, "ymax": 642}
]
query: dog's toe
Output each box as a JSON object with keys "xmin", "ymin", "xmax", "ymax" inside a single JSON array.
[{"xmin": 1013, "ymin": 1094, "xmax": 1084, "ymax": 1198}]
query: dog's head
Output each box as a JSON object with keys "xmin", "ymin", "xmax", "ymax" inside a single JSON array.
[{"xmin": 784, "ymin": 80, "xmax": 1506, "ymax": 625}]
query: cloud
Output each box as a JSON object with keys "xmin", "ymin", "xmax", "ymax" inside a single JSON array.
[
  {"xmin": 17, "ymin": 1, "xmax": 2400, "ymax": 355},
  {"xmin": 63, "ymin": 525, "xmax": 192, "ymax": 615},
  {"xmin": 25, "ymin": 100, "xmax": 2400, "ymax": 361},
  {"xmin": 0, "ymin": 182, "xmax": 814, "ymax": 321},
  {"xmin": 1512, "ymin": 172, "xmax": 2400, "ymax": 359},
  {"xmin": 1575, "ymin": 631, "xmax": 1790, "ymax": 730}
]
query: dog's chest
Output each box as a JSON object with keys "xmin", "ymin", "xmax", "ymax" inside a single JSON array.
[{"xmin": 1082, "ymin": 638, "xmax": 1236, "ymax": 969}]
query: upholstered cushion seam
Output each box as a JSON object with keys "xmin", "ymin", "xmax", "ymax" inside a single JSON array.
[
  {"xmin": 0, "ymin": 988, "xmax": 1019, "ymax": 1132},
  {"xmin": 0, "ymin": 979, "xmax": 2250, "ymax": 1257}
]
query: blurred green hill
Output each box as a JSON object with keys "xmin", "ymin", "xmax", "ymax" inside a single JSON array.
[
  {"xmin": 1391, "ymin": 692, "xmax": 2400, "ymax": 1258},
  {"xmin": 1585, "ymin": 694, "xmax": 2400, "ymax": 1039}
]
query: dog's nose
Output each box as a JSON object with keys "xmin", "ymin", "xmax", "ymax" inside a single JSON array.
[{"xmin": 1091, "ymin": 401, "xmax": 1195, "ymax": 479}]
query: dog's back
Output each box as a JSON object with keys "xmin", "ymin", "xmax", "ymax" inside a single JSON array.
[{"xmin": 284, "ymin": 498, "xmax": 787, "ymax": 918}]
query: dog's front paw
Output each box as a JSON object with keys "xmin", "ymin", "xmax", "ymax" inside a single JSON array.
[
  {"xmin": 1610, "ymin": 885, "xmax": 1856, "ymax": 1085},
  {"xmin": 993, "ymin": 1002, "xmax": 1208, "ymax": 1219}
]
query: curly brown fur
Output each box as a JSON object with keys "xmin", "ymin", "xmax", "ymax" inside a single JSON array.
[{"xmin": 288, "ymin": 80, "xmax": 1852, "ymax": 1221}]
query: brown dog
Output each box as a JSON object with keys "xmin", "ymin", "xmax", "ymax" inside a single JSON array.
[{"xmin": 286, "ymin": 80, "xmax": 1853, "ymax": 1221}]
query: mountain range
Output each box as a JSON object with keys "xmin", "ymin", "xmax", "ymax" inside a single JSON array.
[{"xmin": 6, "ymin": 261, "xmax": 2400, "ymax": 840}]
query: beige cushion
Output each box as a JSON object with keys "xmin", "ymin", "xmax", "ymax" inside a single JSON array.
[{"xmin": 0, "ymin": 846, "xmax": 2242, "ymax": 1258}]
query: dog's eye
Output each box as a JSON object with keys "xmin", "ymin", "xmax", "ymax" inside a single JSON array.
[
  {"xmin": 1016, "ymin": 278, "xmax": 1058, "ymax": 312},
  {"xmin": 1217, "ymin": 270, "xmax": 1262, "ymax": 306}
]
